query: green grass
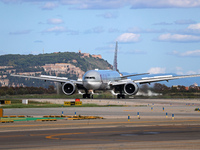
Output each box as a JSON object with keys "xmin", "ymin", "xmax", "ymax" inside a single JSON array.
[
  {"xmin": 0, "ymin": 100, "xmax": 124, "ymax": 108},
  {"xmin": 0, "ymin": 93, "xmax": 115, "ymax": 99},
  {"xmin": 1, "ymin": 103, "xmax": 61, "ymax": 108}
]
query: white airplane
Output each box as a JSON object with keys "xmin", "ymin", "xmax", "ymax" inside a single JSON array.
[{"xmin": 11, "ymin": 42, "xmax": 200, "ymax": 99}]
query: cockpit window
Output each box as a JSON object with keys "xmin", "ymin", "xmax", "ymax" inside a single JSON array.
[{"xmin": 85, "ymin": 77, "xmax": 95, "ymax": 79}]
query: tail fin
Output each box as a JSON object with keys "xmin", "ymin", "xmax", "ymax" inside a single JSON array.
[{"xmin": 113, "ymin": 41, "xmax": 118, "ymax": 71}]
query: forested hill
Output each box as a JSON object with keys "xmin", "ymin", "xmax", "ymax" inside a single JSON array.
[
  {"xmin": 0, "ymin": 52, "xmax": 112, "ymax": 87},
  {"xmin": 0, "ymin": 52, "xmax": 112, "ymax": 72}
]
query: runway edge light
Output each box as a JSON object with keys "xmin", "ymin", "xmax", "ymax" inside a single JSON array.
[
  {"xmin": 172, "ymin": 114, "xmax": 175, "ymax": 120},
  {"xmin": 151, "ymin": 106, "xmax": 153, "ymax": 111},
  {"xmin": 61, "ymin": 111, "xmax": 64, "ymax": 117},
  {"xmin": 137, "ymin": 112, "xmax": 140, "ymax": 119}
]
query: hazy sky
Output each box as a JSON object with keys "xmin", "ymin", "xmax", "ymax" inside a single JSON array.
[{"xmin": 1, "ymin": 0, "xmax": 200, "ymax": 74}]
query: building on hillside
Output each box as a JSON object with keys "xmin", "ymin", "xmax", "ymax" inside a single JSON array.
[
  {"xmin": 0, "ymin": 66, "xmax": 13, "ymax": 69},
  {"xmin": 79, "ymin": 50, "xmax": 102, "ymax": 59},
  {"xmin": 0, "ymin": 79, "xmax": 9, "ymax": 87},
  {"xmin": 91, "ymin": 54, "xmax": 102, "ymax": 59},
  {"xmin": 42, "ymin": 63, "xmax": 84, "ymax": 78},
  {"xmin": 18, "ymin": 72, "xmax": 42, "ymax": 76},
  {"xmin": 189, "ymin": 83, "xmax": 200, "ymax": 90},
  {"xmin": 172, "ymin": 85, "xmax": 189, "ymax": 91}
]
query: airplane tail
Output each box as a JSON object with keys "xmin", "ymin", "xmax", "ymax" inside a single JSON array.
[{"xmin": 113, "ymin": 41, "xmax": 118, "ymax": 71}]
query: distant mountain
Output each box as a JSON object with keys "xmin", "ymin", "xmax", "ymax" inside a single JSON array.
[
  {"xmin": 121, "ymin": 72, "xmax": 200, "ymax": 87},
  {"xmin": 0, "ymin": 52, "xmax": 112, "ymax": 88},
  {"xmin": 0, "ymin": 52, "xmax": 112, "ymax": 72}
]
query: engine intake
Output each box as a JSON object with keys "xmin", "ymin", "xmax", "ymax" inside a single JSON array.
[
  {"xmin": 124, "ymin": 82, "xmax": 139, "ymax": 95},
  {"xmin": 62, "ymin": 82, "xmax": 76, "ymax": 95}
]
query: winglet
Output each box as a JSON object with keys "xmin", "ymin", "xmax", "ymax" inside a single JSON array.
[{"xmin": 113, "ymin": 41, "xmax": 118, "ymax": 71}]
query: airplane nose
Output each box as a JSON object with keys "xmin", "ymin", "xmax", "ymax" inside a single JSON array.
[
  {"xmin": 83, "ymin": 81, "xmax": 92, "ymax": 89},
  {"xmin": 83, "ymin": 81, "xmax": 101, "ymax": 90}
]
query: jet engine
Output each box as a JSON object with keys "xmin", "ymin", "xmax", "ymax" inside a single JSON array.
[
  {"xmin": 62, "ymin": 82, "xmax": 76, "ymax": 95},
  {"xmin": 124, "ymin": 82, "xmax": 139, "ymax": 95}
]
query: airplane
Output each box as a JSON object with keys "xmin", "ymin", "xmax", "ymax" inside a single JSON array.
[{"xmin": 11, "ymin": 42, "xmax": 200, "ymax": 99}]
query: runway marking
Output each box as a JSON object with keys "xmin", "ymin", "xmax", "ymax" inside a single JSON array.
[
  {"xmin": 123, "ymin": 110, "xmax": 135, "ymax": 112},
  {"xmin": 30, "ymin": 133, "xmax": 51, "ymax": 137},
  {"xmin": 61, "ymin": 137, "xmax": 113, "ymax": 142},
  {"xmin": 90, "ymin": 130, "xmax": 126, "ymax": 134},
  {"xmin": 45, "ymin": 125, "xmax": 200, "ymax": 142},
  {"xmin": 46, "ymin": 130, "xmax": 141, "ymax": 140},
  {"xmin": 0, "ymin": 135, "xmax": 25, "ymax": 138},
  {"xmin": 46, "ymin": 132, "xmax": 87, "ymax": 140}
]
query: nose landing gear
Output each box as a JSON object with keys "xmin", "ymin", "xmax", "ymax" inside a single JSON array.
[
  {"xmin": 83, "ymin": 94, "xmax": 93, "ymax": 98},
  {"xmin": 82, "ymin": 90, "xmax": 94, "ymax": 99}
]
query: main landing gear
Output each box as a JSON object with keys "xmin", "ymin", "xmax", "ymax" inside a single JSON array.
[{"xmin": 117, "ymin": 94, "xmax": 125, "ymax": 99}]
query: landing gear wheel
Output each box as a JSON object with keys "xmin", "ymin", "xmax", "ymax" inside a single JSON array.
[
  {"xmin": 117, "ymin": 94, "xmax": 120, "ymax": 99},
  {"xmin": 83, "ymin": 94, "xmax": 92, "ymax": 99},
  {"xmin": 117, "ymin": 94, "xmax": 125, "ymax": 99}
]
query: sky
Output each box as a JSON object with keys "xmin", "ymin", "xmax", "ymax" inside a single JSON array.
[{"xmin": 0, "ymin": 0, "xmax": 200, "ymax": 75}]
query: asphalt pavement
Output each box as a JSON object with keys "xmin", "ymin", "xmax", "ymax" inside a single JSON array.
[{"xmin": 1, "ymin": 98, "xmax": 200, "ymax": 149}]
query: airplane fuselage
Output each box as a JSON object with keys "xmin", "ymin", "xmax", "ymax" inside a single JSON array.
[{"xmin": 82, "ymin": 70, "xmax": 120, "ymax": 90}]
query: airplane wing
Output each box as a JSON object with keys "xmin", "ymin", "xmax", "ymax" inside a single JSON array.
[
  {"xmin": 112, "ymin": 73, "xmax": 149, "ymax": 81},
  {"xmin": 109, "ymin": 79, "xmax": 133, "ymax": 86},
  {"xmin": 134, "ymin": 74, "xmax": 200, "ymax": 84},
  {"xmin": 120, "ymin": 73, "xmax": 149, "ymax": 79},
  {"xmin": 109, "ymin": 74, "xmax": 200, "ymax": 86},
  {"xmin": 10, "ymin": 74, "xmax": 82, "ymax": 85}
]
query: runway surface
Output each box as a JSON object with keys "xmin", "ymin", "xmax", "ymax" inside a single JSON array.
[
  {"xmin": 1, "ymin": 124, "xmax": 200, "ymax": 149},
  {"xmin": 1, "ymin": 98, "xmax": 200, "ymax": 149}
]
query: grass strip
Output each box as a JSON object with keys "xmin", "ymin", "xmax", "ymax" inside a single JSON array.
[{"xmin": 0, "ymin": 102, "xmax": 125, "ymax": 108}]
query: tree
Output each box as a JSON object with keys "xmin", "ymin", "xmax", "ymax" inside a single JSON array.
[
  {"xmin": 47, "ymin": 85, "xmax": 56, "ymax": 94},
  {"xmin": 153, "ymin": 83, "xmax": 169, "ymax": 94},
  {"xmin": 140, "ymin": 84, "xmax": 149, "ymax": 93},
  {"xmin": 178, "ymin": 85, "xmax": 187, "ymax": 92}
]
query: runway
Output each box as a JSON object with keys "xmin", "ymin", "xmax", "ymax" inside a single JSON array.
[
  {"xmin": 1, "ymin": 98, "xmax": 200, "ymax": 149},
  {"xmin": 1, "ymin": 124, "xmax": 200, "ymax": 149}
]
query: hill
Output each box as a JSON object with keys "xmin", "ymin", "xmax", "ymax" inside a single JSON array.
[{"xmin": 0, "ymin": 51, "xmax": 112, "ymax": 88}]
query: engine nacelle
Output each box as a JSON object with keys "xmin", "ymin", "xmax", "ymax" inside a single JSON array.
[
  {"xmin": 124, "ymin": 82, "xmax": 139, "ymax": 95},
  {"xmin": 62, "ymin": 82, "xmax": 76, "ymax": 95}
]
